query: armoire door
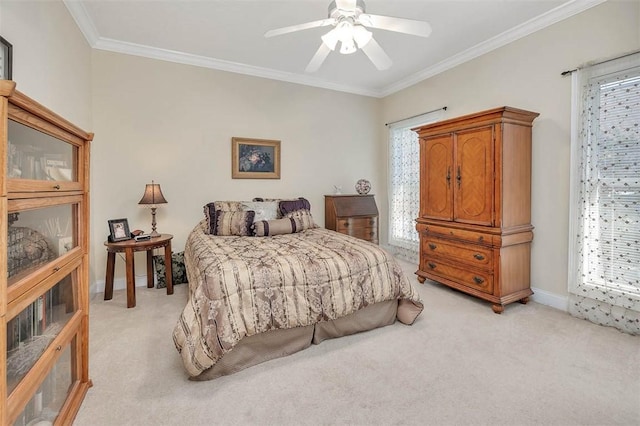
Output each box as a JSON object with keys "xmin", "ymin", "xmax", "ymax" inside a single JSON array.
[
  {"xmin": 453, "ymin": 126, "xmax": 494, "ymax": 225},
  {"xmin": 420, "ymin": 134, "xmax": 453, "ymax": 221}
]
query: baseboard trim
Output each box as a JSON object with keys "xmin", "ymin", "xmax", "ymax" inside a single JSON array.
[
  {"xmin": 530, "ymin": 286, "xmax": 568, "ymax": 311},
  {"xmin": 90, "ymin": 274, "xmax": 568, "ymax": 313}
]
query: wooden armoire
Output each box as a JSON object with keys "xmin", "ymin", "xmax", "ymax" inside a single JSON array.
[{"xmin": 414, "ymin": 107, "xmax": 538, "ymax": 313}]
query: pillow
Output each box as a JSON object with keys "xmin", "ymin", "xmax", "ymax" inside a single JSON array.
[
  {"xmin": 279, "ymin": 197, "xmax": 311, "ymax": 216},
  {"xmin": 153, "ymin": 251, "xmax": 188, "ymax": 289},
  {"xmin": 204, "ymin": 201, "xmax": 254, "ymax": 234},
  {"xmin": 285, "ymin": 208, "xmax": 317, "ymax": 230},
  {"xmin": 242, "ymin": 201, "xmax": 279, "ymax": 222},
  {"xmin": 253, "ymin": 218, "xmax": 298, "ymax": 237},
  {"xmin": 213, "ymin": 201, "xmax": 244, "ymax": 211},
  {"xmin": 203, "ymin": 202, "xmax": 217, "ymax": 234},
  {"xmin": 212, "ymin": 210, "xmax": 255, "ymax": 236}
]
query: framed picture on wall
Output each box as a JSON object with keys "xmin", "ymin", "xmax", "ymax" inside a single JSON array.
[
  {"xmin": 0, "ymin": 36, "xmax": 12, "ymax": 80},
  {"xmin": 108, "ymin": 218, "xmax": 131, "ymax": 242},
  {"xmin": 231, "ymin": 137, "xmax": 281, "ymax": 179}
]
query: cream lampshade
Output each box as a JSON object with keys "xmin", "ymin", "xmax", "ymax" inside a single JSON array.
[{"xmin": 138, "ymin": 180, "xmax": 168, "ymax": 238}]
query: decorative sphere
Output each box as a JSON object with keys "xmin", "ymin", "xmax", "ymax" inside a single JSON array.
[{"xmin": 355, "ymin": 179, "xmax": 371, "ymax": 195}]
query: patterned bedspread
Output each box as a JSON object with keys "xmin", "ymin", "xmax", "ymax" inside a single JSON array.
[{"xmin": 173, "ymin": 221, "xmax": 423, "ymax": 377}]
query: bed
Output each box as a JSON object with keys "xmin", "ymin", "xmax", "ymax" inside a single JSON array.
[{"xmin": 173, "ymin": 200, "xmax": 423, "ymax": 380}]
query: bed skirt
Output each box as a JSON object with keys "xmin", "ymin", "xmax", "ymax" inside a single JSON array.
[{"xmin": 191, "ymin": 299, "xmax": 398, "ymax": 381}]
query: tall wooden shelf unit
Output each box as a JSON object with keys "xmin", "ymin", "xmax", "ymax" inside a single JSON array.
[
  {"xmin": 414, "ymin": 107, "xmax": 538, "ymax": 314},
  {"xmin": 1, "ymin": 80, "xmax": 93, "ymax": 425}
]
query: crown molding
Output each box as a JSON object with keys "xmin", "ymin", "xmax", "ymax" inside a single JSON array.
[
  {"xmin": 379, "ymin": 0, "xmax": 607, "ymax": 97},
  {"xmin": 63, "ymin": 0, "xmax": 99, "ymax": 46},
  {"xmin": 64, "ymin": 0, "xmax": 606, "ymax": 99},
  {"xmin": 92, "ymin": 37, "xmax": 382, "ymax": 98}
]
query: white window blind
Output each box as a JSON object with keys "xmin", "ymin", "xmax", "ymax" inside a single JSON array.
[
  {"xmin": 387, "ymin": 110, "xmax": 444, "ymax": 262},
  {"xmin": 568, "ymin": 52, "xmax": 640, "ymax": 333}
]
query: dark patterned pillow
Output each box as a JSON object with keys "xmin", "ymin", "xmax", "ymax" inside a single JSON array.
[
  {"xmin": 153, "ymin": 251, "xmax": 188, "ymax": 289},
  {"xmin": 213, "ymin": 210, "xmax": 255, "ymax": 236},
  {"xmin": 253, "ymin": 218, "xmax": 298, "ymax": 237},
  {"xmin": 279, "ymin": 197, "xmax": 311, "ymax": 216},
  {"xmin": 203, "ymin": 202, "xmax": 217, "ymax": 234}
]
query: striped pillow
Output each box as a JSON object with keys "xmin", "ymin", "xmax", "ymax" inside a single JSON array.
[
  {"xmin": 285, "ymin": 209, "xmax": 317, "ymax": 230},
  {"xmin": 213, "ymin": 201, "xmax": 244, "ymax": 211},
  {"xmin": 203, "ymin": 204, "xmax": 255, "ymax": 236},
  {"xmin": 212, "ymin": 210, "xmax": 255, "ymax": 236}
]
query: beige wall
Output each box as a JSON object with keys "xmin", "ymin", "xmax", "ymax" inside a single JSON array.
[
  {"xmin": 3, "ymin": 0, "xmax": 639, "ymax": 306},
  {"xmin": 380, "ymin": 0, "xmax": 640, "ymax": 305},
  {"xmin": 90, "ymin": 51, "xmax": 380, "ymax": 289},
  {"xmin": 0, "ymin": 1, "xmax": 92, "ymax": 128}
]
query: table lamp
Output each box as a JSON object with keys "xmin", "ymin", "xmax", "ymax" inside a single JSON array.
[{"xmin": 138, "ymin": 180, "xmax": 168, "ymax": 237}]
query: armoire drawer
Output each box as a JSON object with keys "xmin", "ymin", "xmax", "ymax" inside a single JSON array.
[
  {"xmin": 422, "ymin": 237, "xmax": 493, "ymax": 269},
  {"xmin": 420, "ymin": 223, "xmax": 497, "ymax": 246},
  {"xmin": 421, "ymin": 258, "xmax": 494, "ymax": 294}
]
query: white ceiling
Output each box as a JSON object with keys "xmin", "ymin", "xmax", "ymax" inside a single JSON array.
[{"xmin": 64, "ymin": 0, "xmax": 605, "ymax": 98}]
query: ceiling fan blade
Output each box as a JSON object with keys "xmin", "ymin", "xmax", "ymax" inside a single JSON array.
[
  {"xmin": 361, "ymin": 38, "xmax": 392, "ymax": 70},
  {"xmin": 265, "ymin": 19, "xmax": 335, "ymax": 38},
  {"xmin": 335, "ymin": 0, "xmax": 357, "ymax": 11},
  {"xmin": 360, "ymin": 14, "xmax": 432, "ymax": 38},
  {"xmin": 305, "ymin": 43, "xmax": 332, "ymax": 73}
]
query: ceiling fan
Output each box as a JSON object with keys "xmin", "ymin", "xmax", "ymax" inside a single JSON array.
[{"xmin": 264, "ymin": 0, "xmax": 432, "ymax": 72}]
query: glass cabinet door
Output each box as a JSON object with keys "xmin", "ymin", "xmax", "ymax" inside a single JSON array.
[
  {"xmin": 11, "ymin": 338, "xmax": 77, "ymax": 426},
  {"xmin": 6, "ymin": 273, "xmax": 76, "ymax": 395},
  {"xmin": 6, "ymin": 200, "xmax": 81, "ymax": 288},
  {"xmin": 6, "ymin": 119, "xmax": 83, "ymax": 192}
]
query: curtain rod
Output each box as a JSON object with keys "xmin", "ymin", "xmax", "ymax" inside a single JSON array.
[
  {"xmin": 561, "ymin": 49, "xmax": 640, "ymax": 76},
  {"xmin": 385, "ymin": 106, "xmax": 447, "ymax": 127}
]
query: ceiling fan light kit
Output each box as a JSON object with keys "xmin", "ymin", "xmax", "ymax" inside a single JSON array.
[{"xmin": 265, "ymin": 0, "xmax": 431, "ymax": 72}]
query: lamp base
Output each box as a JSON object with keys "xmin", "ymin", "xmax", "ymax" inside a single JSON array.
[{"xmin": 149, "ymin": 207, "xmax": 161, "ymax": 238}]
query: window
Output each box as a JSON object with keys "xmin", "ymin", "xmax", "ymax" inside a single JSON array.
[
  {"xmin": 568, "ymin": 52, "xmax": 640, "ymax": 334},
  {"xmin": 387, "ymin": 110, "xmax": 444, "ymax": 262}
]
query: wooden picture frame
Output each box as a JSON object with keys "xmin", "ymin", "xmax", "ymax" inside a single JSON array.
[
  {"xmin": 0, "ymin": 36, "xmax": 12, "ymax": 80},
  {"xmin": 108, "ymin": 218, "xmax": 131, "ymax": 242},
  {"xmin": 232, "ymin": 137, "xmax": 281, "ymax": 179}
]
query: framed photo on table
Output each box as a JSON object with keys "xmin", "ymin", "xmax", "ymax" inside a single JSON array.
[
  {"xmin": 108, "ymin": 218, "xmax": 131, "ymax": 242},
  {"xmin": 0, "ymin": 36, "xmax": 12, "ymax": 80},
  {"xmin": 232, "ymin": 137, "xmax": 281, "ymax": 179}
]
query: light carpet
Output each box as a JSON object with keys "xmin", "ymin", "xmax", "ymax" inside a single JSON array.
[{"xmin": 74, "ymin": 260, "xmax": 640, "ymax": 425}]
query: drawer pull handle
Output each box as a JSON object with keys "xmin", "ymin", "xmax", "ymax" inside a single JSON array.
[
  {"xmin": 428, "ymin": 262, "xmax": 436, "ymax": 269},
  {"xmin": 56, "ymin": 345, "xmax": 62, "ymax": 351},
  {"xmin": 473, "ymin": 254, "xmax": 485, "ymax": 260},
  {"xmin": 428, "ymin": 243, "xmax": 437, "ymax": 250},
  {"xmin": 446, "ymin": 167, "xmax": 451, "ymax": 186},
  {"xmin": 53, "ymin": 267, "xmax": 61, "ymax": 272},
  {"xmin": 53, "ymin": 184, "xmax": 61, "ymax": 190},
  {"xmin": 473, "ymin": 276, "xmax": 485, "ymax": 284}
]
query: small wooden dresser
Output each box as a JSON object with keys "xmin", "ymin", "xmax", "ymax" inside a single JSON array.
[{"xmin": 325, "ymin": 195, "xmax": 379, "ymax": 244}]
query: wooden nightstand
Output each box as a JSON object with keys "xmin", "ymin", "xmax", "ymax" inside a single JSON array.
[
  {"xmin": 325, "ymin": 195, "xmax": 379, "ymax": 244},
  {"xmin": 103, "ymin": 234, "xmax": 173, "ymax": 308}
]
